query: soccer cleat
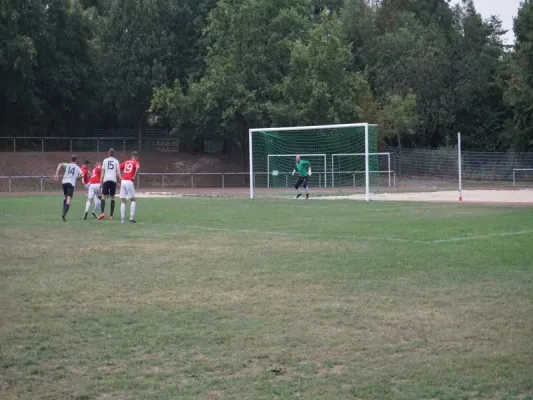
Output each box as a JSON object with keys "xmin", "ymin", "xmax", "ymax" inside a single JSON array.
[
  {"xmin": 92, "ymin": 211, "xmax": 98, "ymax": 219},
  {"xmin": 306, "ymin": 193, "xmax": 309, "ymax": 199},
  {"xmin": 296, "ymin": 193, "xmax": 301, "ymax": 199},
  {"xmin": 109, "ymin": 216, "xmax": 113, "ymax": 221},
  {"xmin": 130, "ymin": 219, "xmax": 136, "ymax": 223},
  {"xmin": 84, "ymin": 212, "xmax": 88, "ymax": 220},
  {"xmin": 121, "ymin": 220, "xmax": 124, "ymax": 224},
  {"xmin": 61, "ymin": 215, "xmax": 66, "ymax": 222},
  {"xmin": 98, "ymin": 213, "xmax": 105, "ymax": 220}
]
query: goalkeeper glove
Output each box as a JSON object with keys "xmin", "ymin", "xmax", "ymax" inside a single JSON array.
[
  {"xmin": 292, "ymin": 169, "xmax": 296, "ymax": 176},
  {"xmin": 308, "ymin": 167, "xmax": 312, "ymax": 176}
]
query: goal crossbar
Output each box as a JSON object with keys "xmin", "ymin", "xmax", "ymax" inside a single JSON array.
[
  {"xmin": 267, "ymin": 153, "xmax": 327, "ymax": 188},
  {"xmin": 332, "ymin": 152, "xmax": 391, "ymax": 187},
  {"xmin": 250, "ymin": 122, "xmax": 376, "ymax": 133}
]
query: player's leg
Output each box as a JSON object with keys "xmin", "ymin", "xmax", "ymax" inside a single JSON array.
[
  {"xmin": 93, "ymin": 191, "xmax": 101, "ymax": 218},
  {"xmin": 109, "ymin": 182, "xmax": 117, "ymax": 220},
  {"xmin": 120, "ymin": 183, "xmax": 127, "ymax": 224},
  {"xmin": 62, "ymin": 185, "xmax": 74, "ymax": 220},
  {"xmin": 98, "ymin": 182, "xmax": 108, "ymax": 220},
  {"xmin": 61, "ymin": 184, "xmax": 68, "ymax": 220},
  {"xmin": 294, "ymin": 178, "xmax": 303, "ymax": 198},
  {"xmin": 85, "ymin": 186, "xmax": 94, "ymax": 220},
  {"xmin": 127, "ymin": 181, "xmax": 137, "ymax": 223},
  {"xmin": 303, "ymin": 177, "xmax": 309, "ymax": 199}
]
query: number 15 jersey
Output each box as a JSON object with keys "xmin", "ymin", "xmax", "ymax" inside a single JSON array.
[{"xmin": 102, "ymin": 157, "xmax": 120, "ymax": 183}]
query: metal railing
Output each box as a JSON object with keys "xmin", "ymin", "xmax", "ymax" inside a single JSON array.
[
  {"xmin": 0, "ymin": 136, "xmax": 179, "ymax": 153},
  {"xmin": 0, "ymin": 171, "xmax": 396, "ymax": 192}
]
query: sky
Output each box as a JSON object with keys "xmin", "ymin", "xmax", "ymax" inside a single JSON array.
[{"xmin": 450, "ymin": 0, "xmax": 521, "ymax": 44}]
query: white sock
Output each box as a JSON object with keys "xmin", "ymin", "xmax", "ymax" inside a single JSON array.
[
  {"xmin": 94, "ymin": 198, "xmax": 101, "ymax": 212},
  {"xmin": 130, "ymin": 201, "xmax": 136, "ymax": 220},
  {"xmin": 121, "ymin": 203, "xmax": 126, "ymax": 221},
  {"xmin": 85, "ymin": 200, "xmax": 91, "ymax": 213}
]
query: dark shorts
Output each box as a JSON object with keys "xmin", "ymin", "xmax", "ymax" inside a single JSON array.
[
  {"xmin": 102, "ymin": 181, "xmax": 117, "ymax": 197},
  {"xmin": 295, "ymin": 176, "xmax": 308, "ymax": 189},
  {"xmin": 62, "ymin": 183, "xmax": 75, "ymax": 198}
]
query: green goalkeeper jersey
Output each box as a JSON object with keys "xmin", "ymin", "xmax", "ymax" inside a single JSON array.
[{"xmin": 295, "ymin": 160, "xmax": 310, "ymax": 177}]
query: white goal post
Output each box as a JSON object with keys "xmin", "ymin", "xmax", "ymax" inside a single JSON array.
[
  {"xmin": 331, "ymin": 152, "xmax": 391, "ymax": 187},
  {"xmin": 249, "ymin": 123, "xmax": 375, "ymax": 200},
  {"xmin": 267, "ymin": 154, "xmax": 327, "ymax": 188}
]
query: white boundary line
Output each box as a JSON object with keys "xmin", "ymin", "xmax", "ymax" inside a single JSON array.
[
  {"xmin": 177, "ymin": 225, "xmax": 533, "ymax": 244},
  {"xmin": 429, "ymin": 229, "xmax": 533, "ymax": 243},
  {"xmin": 181, "ymin": 225, "xmax": 422, "ymax": 243}
]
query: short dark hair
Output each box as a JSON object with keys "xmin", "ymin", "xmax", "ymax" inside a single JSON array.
[
  {"xmin": 131, "ymin": 151, "xmax": 138, "ymax": 159},
  {"xmin": 71, "ymin": 154, "xmax": 77, "ymax": 162},
  {"xmin": 84, "ymin": 159, "xmax": 91, "ymax": 165},
  {"xmin": 109, "ymin": 148, "xmax": 115, "ymax": 156}
]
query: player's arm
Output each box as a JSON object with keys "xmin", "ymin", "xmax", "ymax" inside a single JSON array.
[
  {"xmin": 306, "ymin": 161, "xmax": 312, "ymax": 176},
  {"xmin": 100, "ymin": 165, "xmax": 105, "ymax": 187},
  {"xmin": 133, "ymin": 163, "xmax": 140, "ymax": 180},
  {"xmin": 54, "ymin": 163, "xmax": 66, "ymax": 181},
  {"xmin": 116, "ymin": 163, "xmax": 122, "ymax": 182}
]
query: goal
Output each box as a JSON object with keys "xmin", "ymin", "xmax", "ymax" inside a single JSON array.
[{"xmin": 249, "ymin": 123, "xmax": 379, "ymax": 200}]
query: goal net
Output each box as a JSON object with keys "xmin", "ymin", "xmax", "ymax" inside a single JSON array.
[{"xmin": 249, "ymin": 123, "xmax": 380, "ymax": 199}]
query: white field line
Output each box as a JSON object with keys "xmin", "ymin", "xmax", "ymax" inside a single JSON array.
[
  {"xmin": 430, "ymin": 229, "xmax": 533, "ymax": 243},
  {"xmin": 176, "ymin": 225, "xmax": 533, "ymax": 244},
  {"xmin": 180, "ymin": 225, "xmax": 422, "ymax": 243}
]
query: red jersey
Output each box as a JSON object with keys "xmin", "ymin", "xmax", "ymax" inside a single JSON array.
[
  {"xmin": 120, "ymin": 159, "xmax": 140, "ymax": 181},
  {"xmin": 88, "ymin": 165, "xmax": 102, "ymax": 184},
  {"xmin": 81, "ymin": 165, "xmax": 91, "ymax": 185}
]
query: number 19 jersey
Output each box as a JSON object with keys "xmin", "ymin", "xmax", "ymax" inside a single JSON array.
[{"xmin": 102, "ymin": 157, "xmax": 120, "ymax": 183}]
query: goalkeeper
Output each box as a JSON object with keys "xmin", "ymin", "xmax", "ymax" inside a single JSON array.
[{"xmin": 292, "ymin": 155, "xmax": 312, "ymax": 199}]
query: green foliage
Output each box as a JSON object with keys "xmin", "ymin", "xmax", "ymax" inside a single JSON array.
[{"xmin": 0, "ymin": 0, "xmax": 529, "ymax": 152}]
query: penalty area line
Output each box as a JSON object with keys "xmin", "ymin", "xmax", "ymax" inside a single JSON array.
[
  {"xmin": 430, "ymin": 229, "xmax": 533, "ymax": 243},
  {"xmin": 181, "ymin": 225, "xmax": 423, "ymax": 243}
]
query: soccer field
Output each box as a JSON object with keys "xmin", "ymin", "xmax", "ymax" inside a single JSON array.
[{"xmin": 1, "ymin": 196, "xmax": 532, "ymax": 400}]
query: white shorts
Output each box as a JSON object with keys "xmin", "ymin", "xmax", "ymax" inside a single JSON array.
[
  {"xmin": 120, "ymin": 180, "xmax": 136, "ymax": 200},
  {"xmin": 88, "ymin": 183, "xmax": 101, "ymax": 199}
]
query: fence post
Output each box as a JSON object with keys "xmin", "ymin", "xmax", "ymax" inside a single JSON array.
[
  {"xmin": 41, "ymin": 139, "xmax": 44, "ymax": 153},
  {"xmin": 40, "ymin": 176, "xmax": 43, "ymax": 192},
  {"xmin": 9, "ymin": 176, "xmax": 12, "ymax": 192},
  {"xmin": 162, "ymin": 173, "xmax": 165, "ymax": 188},
  {"xmin": 191, "ymin": 174, "xmax": 194, "ymax": 188},
  {"xmin": 222, "ymin": 174, "xmax": 225, "ymax": 188},
  {"xmin": 13, "ymin": 138, "xmax": 16, "ymax": 153},
  {"xmin": 70, "ymin": 139, "xmax": 72, "ymax": 153},
  {"xmin": 353, "ymin": 172, "xmax": 356, "ymax": 188},
  {"xmin": 286, "ymin": 174, "xmax": 288, "ymax": 188},
  {"xmin": 513, "ymin": 170, "xmax": 515, "ymax": 186},
  {"xmin": 319, "ymin": 174, "xmax": 321, "ymax": 188},
  {"xmin": 137, "ymin": 174, "xmax": 140, "ymax": 189}
]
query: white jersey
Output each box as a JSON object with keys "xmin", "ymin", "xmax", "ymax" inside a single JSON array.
[
  {"xmin": 102, "ymin": 157, "xmax": 120, "ymax": 183},
  {"xmin": 62, "ymin": 163, "xmax": 82, "ymax": 186}
]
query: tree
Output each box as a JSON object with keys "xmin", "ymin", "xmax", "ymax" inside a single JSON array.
[
  {"xmin": 152, "ymin": 0, "xmax": 312, "ymax": 166},
  {"xmin": 100, "ymin": 0, "xmax": 213, "ymax": 150},
  {"xmin": 505, "ymin": 0, "xmax": 533, "ymax": 150},
  {"xmin": 269, "ymin": 11, "xmax": 375, "ymax": 126}
]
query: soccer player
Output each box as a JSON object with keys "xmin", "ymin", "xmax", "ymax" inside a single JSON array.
[
  {"xmin": 292, "ymin": 155, "xmax": 312, "ymax": 199},
  {"xmin": 119, "ymin": 151, "xmax": 140, "ymax": 224},
  {"xmin": 98, "ymin": 148, "xmax": 121, "ymax": 220},
  {"xmin": 84, "ymin": 161, "xmax": 102, "ymax": 220},
  {"xmin": 54, "ymin": 154, "xmax": 83, "ymax": 221},
  {"xmin": 80, "ymin": 159, "xmax": 91, "ymax": 187}
]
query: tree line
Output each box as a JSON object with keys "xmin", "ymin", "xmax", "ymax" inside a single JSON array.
[{"xmin": 2, "ymin": 0, "xmax": 533, "ymax": 154}]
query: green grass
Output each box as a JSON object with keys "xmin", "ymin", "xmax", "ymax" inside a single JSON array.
[{"xmin": 1, "ymin": 196, "xmax": 532, "ymax": 400}]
